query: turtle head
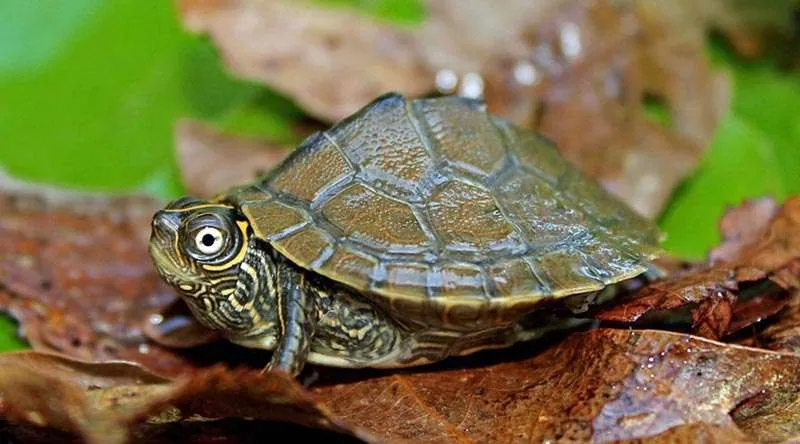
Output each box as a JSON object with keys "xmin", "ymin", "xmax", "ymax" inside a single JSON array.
[{"xmin": 149, "ymin": 197, "xmax": 253, "ymax": 330}]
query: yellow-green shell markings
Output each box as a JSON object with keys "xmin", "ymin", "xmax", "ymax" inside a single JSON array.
[{"xmin": 218, "ymin": 93, "xmax": 663, "ymax": 314}]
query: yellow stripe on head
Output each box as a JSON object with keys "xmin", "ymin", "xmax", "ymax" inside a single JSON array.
[{"xmin": 162, "ymin": 203, "xmax": 235, "ymax": 214}]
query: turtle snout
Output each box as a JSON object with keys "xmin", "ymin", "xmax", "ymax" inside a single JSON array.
[{"xmin": 149, "ymin": 211, "xmax": 183, "ymax": 272}]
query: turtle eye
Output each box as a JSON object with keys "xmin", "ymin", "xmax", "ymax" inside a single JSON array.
[{"xmin": 194, "ymin": 227, "xmax": 224, "ymax": 255}]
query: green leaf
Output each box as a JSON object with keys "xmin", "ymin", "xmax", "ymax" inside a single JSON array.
[
  {"xmin": 658, "ymin": 41, "xmax": 800, "ymax": 260},
  {"xmin": 658, "ymin": 113, "xmax": 789, "ymax": 259},
  {"xmin": 1, "ymin": 0, "xmax": 185, "ymax": 195},
  {"xmin": 0, "ymin": 0, "xmax": 104, "ymax": 76},
  {"xmin": 214, "ymin": 89, "xmax": 309, "ymax": 144},
  {"xmin": 310, "ymin": 0, "xmax": 426, "ymax": 24},
  {"xmin": 0, "ymin": 0, "xmax": 303, "ymax": 200},
  {"xmin": 0, "ymin": 317, "xmax": 27, "ymax": 351},
  {"xmin": 0, "ymin": 0, "xmax": 306, "ymax": 350}
]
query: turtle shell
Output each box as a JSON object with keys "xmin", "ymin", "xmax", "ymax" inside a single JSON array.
[{"xmin": 218, "ymin": 93, "xmax": 662, "ymax": 311}]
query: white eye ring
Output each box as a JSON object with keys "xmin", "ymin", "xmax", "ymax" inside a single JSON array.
[{"xmin": 194, "ymin": 227, "xmax": 224, "ymax": 255}]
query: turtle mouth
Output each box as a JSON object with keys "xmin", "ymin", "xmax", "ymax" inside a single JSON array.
[
  {"xmin": 148, "ymin": 239, "xmax": 207, "ymax": 290},
  {"xmin": 149, "ymin": 242, "xmax": 179, "ymax": 281}
]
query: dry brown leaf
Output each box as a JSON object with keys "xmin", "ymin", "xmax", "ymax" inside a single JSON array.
[
  {"xmin": 0, "ymin": 351, "xmax": 173, "ymax": 444},
  {"xmin": 177, "ymin": 0, "xmax": 558, "ymax": 123},
  {"xmin": 0, "ymin": 174, "xmax": 195, "ymax": 376},
  {"xmin": 688, "ymin": 0, "xmax": 798, "ymax": 59},
  {"xmin": 593, "ymin": 197, "xmax": 800, "ymax": 340},
  {"xmin": 617, "ymin": 423, "xmax": 752, "ymax": 443},
  {"xmin": 4, "ymin": 173, "xmax": 800, "ymax": 442},
  {"xmin": 727, "ymin": 284, "xmax": 791, "ymax": 335},
  {"xmin": 177, "ymin": 0, "xmax": 794, "ymax": 120},
  {"xmin": 0, "ymin": 351, "xmax": 371, "ymax": 444},
  {"xmin": 0, "ymin": 176, "xmax": 800, "ymax": 442},
  {"xmin": 709, "ymin": 197, "xmax": 782, "ymax": 264},
  {"xmin": 309, "ymin": 328, "xmax": 800, "ymax": 442},
  {"xmin": 759, "ymin": 288, "xmax": 800, "ymax": 353},
  {"xmin": 175, "ymin": 119, "xmax": 291, "ymax": 198},
  {"xmin": 176, "ymin": 0, "xmax": 744, "ymax": 218},
  {"xmin": 0, "ymin": 420, "xmax": 362, "ymax": 444},
  {"xmin": 481, "ymin": 0, "xmax": 731, "ymax": 218},
  {"xmin": 735, "ymin": 288, "xmax": 800, "ymax": 355},
  {"xmin": 4, "ymin": 330, "xmax": 800, "ymax": 443}
]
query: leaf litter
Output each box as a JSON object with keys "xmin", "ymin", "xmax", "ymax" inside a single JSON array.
[
  {"xmin": 170, "ymin": 0, "xmax": 800, "ymax": 219},
  {"xmin": 174, "ymin": 119, "xmax": 291, "ymax": 199},
  {"xmin": 592, "ymin": 196, "xmax": 800, "ymax": 342},
  {"xmin": 2, "ymin": 1, "xmax": 799, "ymax": 443},
  {"xmin": 2, "ymin": 166, "xmax": 800, "ymax": 442},
  {"xmin": 0, "ymin": 171, "xmax": 194, "ymax": 377}
]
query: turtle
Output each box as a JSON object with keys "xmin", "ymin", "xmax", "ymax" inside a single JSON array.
[{"xmin": 149, "ymin": 92, "xmax": 664, "ymax": 377}]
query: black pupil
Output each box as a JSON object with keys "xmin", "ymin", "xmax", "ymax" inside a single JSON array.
[{"xmin": 201, "ymin": 233, "xmax": 217, "ymax": 247}]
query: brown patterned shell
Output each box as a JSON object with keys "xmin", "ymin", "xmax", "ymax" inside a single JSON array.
[{"xmin": 219, "ymin": 93, "xmax": 663, "ymax": 310}]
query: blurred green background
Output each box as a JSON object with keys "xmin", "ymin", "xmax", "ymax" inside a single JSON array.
[{"xmin": 0, "ymin": 0, "xmax": 798, "ymax": 350}]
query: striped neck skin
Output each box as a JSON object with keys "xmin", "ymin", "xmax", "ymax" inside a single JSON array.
[{"xmin": 148, "ymin": 197, "xmax": 275, "ymax": 337}]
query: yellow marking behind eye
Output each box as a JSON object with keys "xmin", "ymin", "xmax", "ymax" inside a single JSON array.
[
  {"xmin": 163, "ymin": 203, "xmax": 234, "ymax": 213},
  {"xmin": 179, "ymin": 284, "xmax": 194, "ymax": 291},
  {"xmin": 202, "ymin": 220, "xmax": 250, "ymax": 272}
]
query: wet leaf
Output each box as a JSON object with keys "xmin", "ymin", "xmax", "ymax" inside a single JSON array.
[
  {"xmin": 175, "ymin": 119, "xmax": 291, "ymax": 198},
  {"xmin": 0, "ymin": 173, "xmax": 195, "ymax": 376},
  {"xmin": 308, "ymin": 328, "xmax": 800, "ymax": 442},
  {"xmin": 4, "ymin": 160, "xmax": 800, "ymax": 442},
  {"xmin": 709, "ymin": 197, "xmax": 782, "ymax": 264},
  {"xmin": 482, "ymin": 0, "xmax": 732, "ymax": 219},
  {"xmin": 0, "ymin": 351, "xmax": 173, "ymax": 444},
  {"xmin": 727, "ymin": 284, "xmax": 791, "ymax": 335},
  {"xmin": 0, "ymin": 351, "xmax": 370, "ymax": 444},
  {"xmin": 735, "ymin": 286, "xmax": 800, "ymax": 355},
  {"xmin": 594, "ymin": 197, "xmax": 800, "ymax": 339},
  {"xmin": 5, "ymin": 330, "xmax": 800, "ymax": 443},
  {"xmin": 176, "ymin": 0, "xmax": 752, "ymax": 218}
]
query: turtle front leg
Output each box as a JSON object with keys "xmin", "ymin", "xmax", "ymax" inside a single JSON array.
[{"xmin": 266, "ymin": 266, "xmax": 318, "ymax": 376}]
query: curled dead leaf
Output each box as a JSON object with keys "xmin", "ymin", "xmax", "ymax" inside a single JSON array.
[
  {"xmin": 593, "ymin": 197, "xmax": 800, "ymax": 340},
  {"xmin": 0, "ymin": 351, "xmax": 173, "ymax": 444},
  {"xmin": 0, "ymin": 351, "xmax": 370, "ymax": 444},
  {"xmin": 4, "ymin": 330, "xmax": 800, "ymax": 443},
  {"xmin": 3, "ymin": 170, "xmax": 800, "ymax": 442},
  {"xmin": 710, "ymin": 197, "xmax": 782, "ymax": 264},
  {"xmin": 735, "ymin": 287, "xmax": 800, "ymax": 355}
]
